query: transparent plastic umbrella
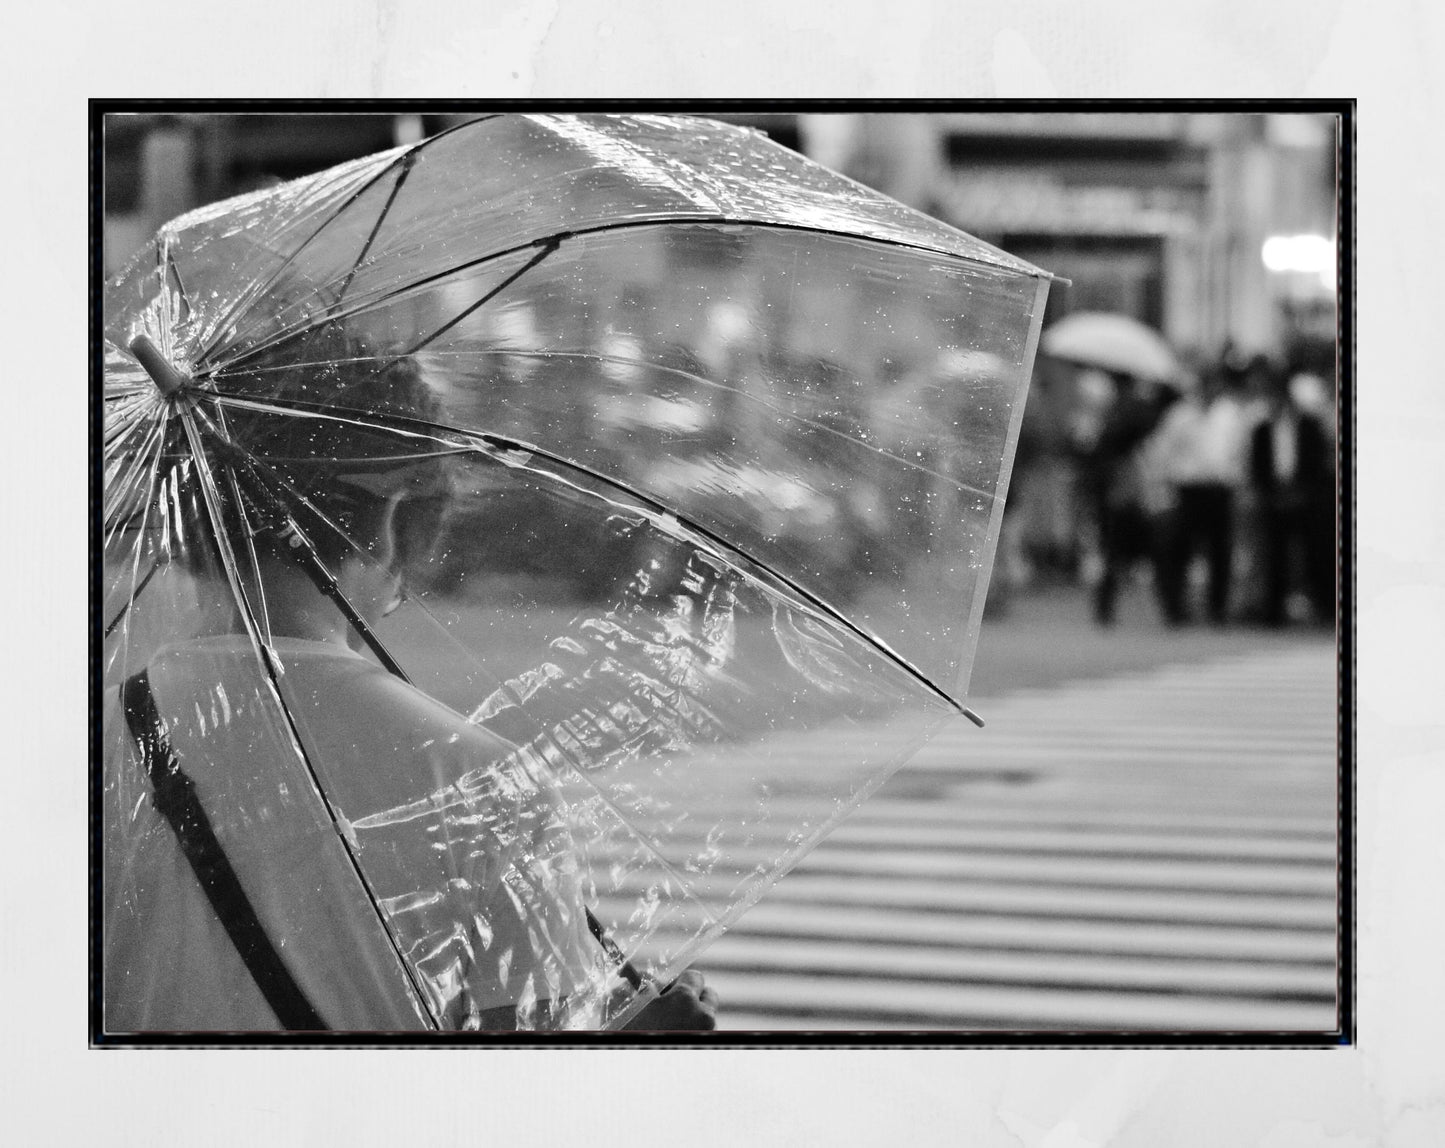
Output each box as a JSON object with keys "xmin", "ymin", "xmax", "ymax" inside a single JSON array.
[{"xmin": 101, "ymin": 112, "xmax": 1053, "ymax": 1033}]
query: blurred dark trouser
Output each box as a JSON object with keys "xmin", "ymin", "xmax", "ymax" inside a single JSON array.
[
  {"xmin": 1258, "ymin": 496, "xmax": 1332, "ymax": 626},
  {"xmin": 1305, "ymin": 495, "xmax": 1336, "ymax": 624},
  {"xmin": 1093, "ymin": 500, "xmax": 1152, "ymax": 626},
  {"xmin": 1159, "ymin": 483, "xmax": 1236, "ymax": 625}
]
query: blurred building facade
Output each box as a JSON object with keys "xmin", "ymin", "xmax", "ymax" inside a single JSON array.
[
  {"xmin": 790, "ymin": 111, "xmax": 1339, "ymax": 373},
  {"xmin": 101, "ymin": 109, "xmax": 1341, "ymax": 616},
  {"xmin": 103, "ymin": 109, "xmax": 1339, "ymax": 374}
]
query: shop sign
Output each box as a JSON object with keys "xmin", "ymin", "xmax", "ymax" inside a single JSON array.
[{"xmin": 940, "ymin": 172, "xmax": 1201, "ymax": 235}]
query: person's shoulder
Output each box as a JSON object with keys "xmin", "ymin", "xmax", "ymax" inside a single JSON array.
[
  {"xmin": 1298, "ymin": 408, "xmax": 1329, "ymax": 440},
  {"xmin": 336, "ymin": 660, "xmax": 523, "ymax": 759}
]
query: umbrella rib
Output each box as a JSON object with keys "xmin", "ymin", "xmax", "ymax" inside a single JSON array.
[
  {"xmin": 482, "ymin": 347, "xmax": 1005, "ymax": 500},
  {"xmin": 393, "ymin": 237, "xmax": 561, "ymax": 361},
  {"xmin": 190, "ymin": 115, "xmax": 508, "ymax": 370},
  {"xmin": 323, "ymin": 111, "xmax": 505, "ymax": 317},
  {"xmin": 103, "ymin": 557, "xmax": 160, "ymax": 640},
  {"xmin": 205, "ymin": 389, "xmax": 974, "ymax": 718},
  {"xmin": 103, "ymin": 410, "xmax": 175, "ymax": 671},
  {"xmin": 181, "ymin": 401, "xmax": 658, "ymax": 1024},
  {"xmin": 163, "ymin": 244, "xmax": 192, "ymax": 326},
  {"xmin": 175, "ymin": 407, "xmax": 443, "ymax": 1030},
  {"xmin": 198, "ymin": 217, "xmax": 1046, "ymax": 380},
  {"xmin": 102, "ymin": 412, "xmax": 171, "ymax": 547},
  {"xmin": 101, "ymin": 415, "xmax": 154, "ymax": 493},
  {"xmin": 220, "ymin": 453, "xmax": 721, "ymax": 1011},
  {"xmin": 331, "ymin": 150, "xmax": 418, "ymax": 311},
  {"xmin": 244, "ymin": 473, "xmax": 413, "ymax": 682},
  {"xmin": 201, "ymin": 238, "xmax": 572, "ymax": 373},
  {"xmin": 189, "ymin": 406, "xmax": 709, "ymax": 1015},
  {"xmin": 104, "ymin": 383, "xmax": 152, "ymax": 399},
  {"xmin": 187, "ymin": 407, "xmax": 416, "ymax": 683},
  {"xmin": 192, "ymin": 151, "xmax": 420, "ymax": 369},
  {"xmin": 103, "ymin": 386, "xmax": 161, "ymax": 444},
  {"xmin": 103, "ymin": 408, "xmax": 147, "ymax": 450},
  {"xmin": 103, "ymin": 419, "xmax": 171, "ymax": 512}
]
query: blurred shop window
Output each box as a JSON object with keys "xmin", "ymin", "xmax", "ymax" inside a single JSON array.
[
  {"xmin": 102, "ymin": 115, "xmax": 199, "ymax": 276},
  {"xmin": 1006, "ymin": 235, "xmax": 1167, "ymax": 331},
  {"xmin": 103, "ymin": 113, "xmax": 424, "ymax": 277},
  {"xmin": 216, "ymin": 114, "xmax": 398, "ymax": 190}
]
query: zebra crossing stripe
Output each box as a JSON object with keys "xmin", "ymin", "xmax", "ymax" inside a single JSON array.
[
  {"xmin": 616, "ymin": 867, "xmax": 1337, "ymax": 922},
  {"xmin": 598, "ymin": 848, "xmax": 1336, "ymax": 895},
  {"xmin": 662, "ymin": 794, "xmax": 1335, "ymax": 838},
  {"xmin": 700, "ymin": 970, "xmax": 1336, "ymax": 1031},
  {"xmin": 688, "ymin": 935, "xmax": 1339, "ymax": 997},
  {"xmin": 633, "ymin": 817, "xmax": 1337, "ymax": 862},
  {"xmin": 655, "ymin": 643, "xmax": 1342, "ymax": 1032},
  {"xmin": 689, "ymin": 899, "xmax": 1339, "ymax": 961}
]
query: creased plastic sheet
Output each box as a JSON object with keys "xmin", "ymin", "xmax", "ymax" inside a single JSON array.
[{"xmin": 101, "ymin": 112, "xmax": 1051, "ymax": 1032}]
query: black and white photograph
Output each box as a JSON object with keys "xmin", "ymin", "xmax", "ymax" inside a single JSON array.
[
  {"xmin": 8, "ymin": 0, "xmax": 1431, "ymax": 1140},
  {"xmin": 96, "ymin": 107, "xmax": 1347, "ymax": 1041}
]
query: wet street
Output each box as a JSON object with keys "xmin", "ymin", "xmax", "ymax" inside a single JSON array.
[{"xmin": 699, "ymin": 597, "xmax": 1340, "ymax": 1033}]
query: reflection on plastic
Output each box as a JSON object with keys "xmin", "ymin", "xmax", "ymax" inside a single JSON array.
[{"xmin": 101, "ymin": 112, "xmax": 1051, "ymax": 1032}]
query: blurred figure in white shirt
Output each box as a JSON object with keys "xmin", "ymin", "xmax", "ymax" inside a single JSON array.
[{"xmin": 1149, "ymin": 364, "xmax": 1251, "ymax": 625}]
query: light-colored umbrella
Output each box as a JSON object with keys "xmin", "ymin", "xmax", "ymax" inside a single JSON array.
[{"xmin": 1040, "ymin": 311, "xmax": 1178, "ymax": 381}]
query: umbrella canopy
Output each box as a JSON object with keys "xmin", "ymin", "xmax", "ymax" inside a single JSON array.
[
  {"xmin": 1039, "ymin": 311, "xmax": 1178, "ymax": 382},
  {"xmin": 101, "ymin": 113, "xmax": 1054, "ymax": 1033}
]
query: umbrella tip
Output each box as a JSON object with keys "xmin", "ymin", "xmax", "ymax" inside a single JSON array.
[
  {"xmin": 129, "ymin": 334, "xmax": 190, "ymax": 397},
  {"xmin": 963, "ymin": 707, "xmax": 985, "ymax": 728}
]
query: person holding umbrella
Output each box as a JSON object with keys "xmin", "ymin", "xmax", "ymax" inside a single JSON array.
[
  {"xmin": 103, "ymin": 328, "xmax": 719, "ymax": 1032},
  {"xmin": 1041, "ymin": 313, "xmax": 1181, "ymax": 625},
  {"xmin": 102, "ymin": 113, "xmax": 1056, "ymax": 1038},
  {"xmin": 1074, "ymin": 368, "xmax": 1166, "ymax": 626}
]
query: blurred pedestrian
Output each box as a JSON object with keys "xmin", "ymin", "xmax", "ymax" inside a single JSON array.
[
  {"xmin": 1150, "ymin": 365, "xmax": 1250, "ymax": 625},
  {"xmin": 1135, "ymin": 379, "xmax": 1187, "ymax": 619},
  {"xmin": 1290, "ymin": 369, "xmax": 1339, "ymax": 617},
  {"xmin": 1077, "ymin": 370, "xmax": 1164, "ymax": 626},
  {"xmin": 1246, "ymin": 358, "xmax": 1333, "ymax": 626}
]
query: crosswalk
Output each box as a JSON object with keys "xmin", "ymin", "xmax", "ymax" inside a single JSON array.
[{"xmin": 690, "ymin": 642, "xmax": 1341, "ymax": 1033}]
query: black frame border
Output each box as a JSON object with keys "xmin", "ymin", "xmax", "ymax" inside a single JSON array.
[{"xmin": 90, "ymin": 96, "xmax": 1356, "ymax": 1050}]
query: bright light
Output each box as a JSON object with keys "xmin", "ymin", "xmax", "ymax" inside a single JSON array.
[
  {"xmin": 394, "ymin": 114, "xmax": 426, "ymax": 146},
  {"xmin": 1262, "ymin": 234, "xmax": 1335, "ymax": 274}
]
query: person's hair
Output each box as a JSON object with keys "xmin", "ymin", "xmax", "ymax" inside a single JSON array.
[
  {"xmin": 1243, "ymin": 352, "xmax": 1282, "ymax": 391},
  {"xmin": 181, "ymin": 320, "xmax": 451, "ymax": 578}
]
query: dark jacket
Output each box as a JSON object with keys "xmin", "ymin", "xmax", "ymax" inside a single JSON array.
[
  {"xmin": 1084, "ymin": 390, "xmax": 1161, "ymax": 510},
  {"xmin": 1249, "ymin": 408, "xmax": 1329, "ymax": 503}
]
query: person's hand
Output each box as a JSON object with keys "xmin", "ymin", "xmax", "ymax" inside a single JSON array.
[{"xmin": 621, "ymin": 969, "xmax": 719, "ymax": 1031}]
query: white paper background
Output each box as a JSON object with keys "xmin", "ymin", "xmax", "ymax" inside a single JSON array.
[{"xmin": 10, "ymin": 1, "xmax": 1441, "ymax": 1143}]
